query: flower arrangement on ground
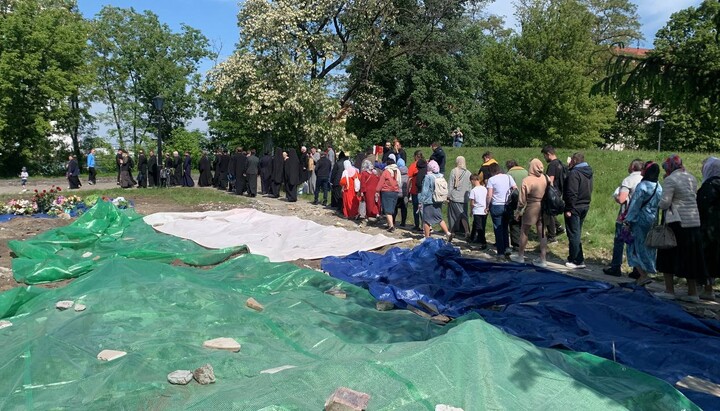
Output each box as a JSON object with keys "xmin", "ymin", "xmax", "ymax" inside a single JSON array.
[
  {"xmin": 47, "ymin": 194, "xmax": 85, "ymax": 217},
  {"xmin": 2, "ymin": 199, "xmax": 38, "ymax": 215},
  {"xmin": 32, "ymin": 186, "xmax": 62, "ymax": 213}
]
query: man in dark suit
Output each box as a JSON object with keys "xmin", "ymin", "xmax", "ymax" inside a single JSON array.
[
  {"xmin": 148, "ymin": 149, "xmax": 157, "ymax": 187},
  {"xmin": 245, "ymin": 149, "xmax": 260, "ymax": 197}
]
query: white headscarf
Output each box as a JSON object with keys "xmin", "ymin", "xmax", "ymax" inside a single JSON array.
[{"xmin": 342, "ymin": 159, "xmax": 357, "ymax": 178}]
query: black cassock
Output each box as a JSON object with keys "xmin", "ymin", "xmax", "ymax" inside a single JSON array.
[
  {"xmin": 234, "ymin": 153, "xmax": 248, "ymax": 195},
  {"xmin": 284, "ymin": 149, "xmax": 301, "ymax": 202},
  {"xmin": 173, "ymin": 156, "xmax": 182, "ymax": 186},
  {"xmin": 138, "ymin": 153, "xmax": 148, "ymax": 188},
  {"xmin": 198, "ymin": 154, "xmax": 212, "ymax": 187},
  {"xmin": 148, "ymin": 154, "xmax": 157, "ymax": 187},
  {"xmin": 259, "ymin": 154, "xmax": 272, "ymax": 194},
  {"xmin": 270, "ymin": 148, "xmax": 284, "ymax": 198}
]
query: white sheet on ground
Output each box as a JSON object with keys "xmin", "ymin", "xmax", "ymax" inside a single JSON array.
[{"xmin": 143, "ymin": 208, "xmax": 409, "ymax": 262}]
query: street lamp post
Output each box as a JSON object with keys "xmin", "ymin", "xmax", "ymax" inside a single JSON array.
[
  {"xmin": 657, "ymin": 119, "xmax": 665, "ymax": 153},
  {"xmin": 152, "ymin": 96, "xmax": 165, "ymax": 178}
]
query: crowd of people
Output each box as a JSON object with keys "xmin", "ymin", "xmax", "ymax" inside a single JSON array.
[{"xmin": 69, "ymin": 142, "xmax": 719, "ymax": 302}]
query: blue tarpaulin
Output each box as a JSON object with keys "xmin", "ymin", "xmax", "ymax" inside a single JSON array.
[
  {"xmin": 321, "ymin": 239, "xmax": 720, "ymax": 410},
  {"xmin": 0, "ymin": 214, "xmax": 54, "ymax": 223}
]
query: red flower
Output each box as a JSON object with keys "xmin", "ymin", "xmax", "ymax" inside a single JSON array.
[
  {"xmin": 56, "ymin": 187, "xmax": 61, "ymax": 192},
  {"xmin": 34, "ymin": 189, "xmax": 38, "ymax": 193},
  {"xmin": 42, "ymin": 190, "xmax": 46, "ymax": 193}
]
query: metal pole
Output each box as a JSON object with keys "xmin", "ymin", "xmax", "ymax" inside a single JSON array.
[{"xmin": 657, "ymin": 128, "xmax": 661, "ymax": 153}]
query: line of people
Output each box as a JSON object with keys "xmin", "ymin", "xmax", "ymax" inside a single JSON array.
[{"xmin": 604, "ymin": 155, "xmax": 719, "ymax": 302}]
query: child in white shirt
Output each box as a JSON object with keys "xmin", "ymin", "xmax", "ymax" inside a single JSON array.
[
  {"xmin": 468, "ymin": 174, "xmax": 488, "ymax": 248},
  {"xmin": 20, "ymin": 167, "xmax": 29, "ymax": 191}
]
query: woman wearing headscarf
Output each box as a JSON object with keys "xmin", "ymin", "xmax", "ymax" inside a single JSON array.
[
  {"xmin": 624, "ymin": 161, "xmax": 663, "ymax": 286},
  {"xmin": 447, "ymin": 156, "xmax": 472, "ymax": 238},
  {"xmin": 339, "ymin": 159, "xmax": 360, "ymax": 218},
  {"xmin": 418, "ymin": 160, "xmax": 452, "ymax": 241},
  {"xmin": 656, "ymin": 154, "xmax": 708, "ymax": 302},
  {"xmin": 697, "ymin": 157, "xmax": 720, "ymax": 301},
  {"xmin": 510, "ymin": 159, "xmax": 548, "ymax": 267},
  {"xmin": 376, "ymin": 154, "xmax": 401, "ymax": 231},
  {"xmin": 270, "ymin": 148, "xmax": 284, "ymax": 198},
  {"xmin": 283, "ymin": 149, "xmax": 301, "ymax": 202},
  {"xmin": 359, "ymin": 159, "xmax": 380, "ymax": 218}
]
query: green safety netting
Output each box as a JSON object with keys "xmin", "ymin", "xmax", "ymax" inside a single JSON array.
[
  {"xmin": 0, "ymin": 255, "xmax": 699, "ymax": 410},
  {"xmin": 8, "ymin": 201, "xmax": 245, "ymax": 284}
]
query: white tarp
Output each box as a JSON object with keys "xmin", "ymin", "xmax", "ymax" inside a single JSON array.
[{"xmin": 143, "ymin": 208, "xmax": 409, "ymax": 262}]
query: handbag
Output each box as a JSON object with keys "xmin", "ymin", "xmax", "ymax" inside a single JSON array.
[{"xmin": 645, "ymin": 210, "xmax": 676, "ymax": 249}]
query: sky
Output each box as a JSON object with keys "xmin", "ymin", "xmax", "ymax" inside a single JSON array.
[{"xmin": 76, "ymin": 0, "xmax": 703, "ymax": 135}]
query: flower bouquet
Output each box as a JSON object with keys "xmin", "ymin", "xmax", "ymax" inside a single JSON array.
[
  {"xmin": 32, "ymin": 186, "xmax": 62, "ymax": 213},
  {"xmin": 2, "ymin": 199, "xmax": 38, "ymax": 215}
]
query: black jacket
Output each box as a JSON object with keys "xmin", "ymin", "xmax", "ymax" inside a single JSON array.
[
  {"xmin": 563, "ymin": 163, "xmax": 593, "ymax": 213},
  {"xmin": 430, "ymin": 147, "xmax": 446, "ymax": 174},
  {"xmin": 138, "ymin": 154, "xmax": 148, "ymax": 173},
  {"xmin": 315, "ymin": 157, "xmax": 332, "ymax": 179}
]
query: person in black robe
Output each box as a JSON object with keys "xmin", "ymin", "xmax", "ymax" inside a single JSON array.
[
  {"xmin": 284, "ymin": 148, "xmax": 301, "ymax": 202},
  {"xmin": 227, "ymin": 149, "xmax": 237, "ymax": 192},
  {"xmin": 172, "ymin": 151, "xmax": 182, "ymax": 186},
  {"xmin": 119, "ymin": 152, "xmax": 133, "ymax": 188},
  {"xmin": 246, "ymin": 149, "xmax": 260, "ymax": 197},
  {"xmin": 182, "ymin": 152, "xmax": 195, "ymax": 187},
  {"xmin": 299, "ymin": 146, "xmax": 310, "ymax": 185},
  {"xmin": 234, "ymin": 147, "xmax": 248, "ymax": 195},
  {"xmin": 259, "ymin": 151, "xmax": 272, "ymax": 195},
  {"xmin": 137, "ymin": 149, "xmax": 148, "ymax": 188},
  {"xmin": 148, "ymin": 150, "xmax": 157, "ymax": 187},
  {"xmin": 67, "ymin": 155, "xmax": 82, "ymax": 189},
  {"xmin": 163, "ymin": 153, "xmax": 173, "ymax": 187},
  {"xmin": 212, "ymin": 150, "xmax": 220, "ymax": 187},
  {"xmin": 218, "ymin": 150, "xmax": 230, "ymax": 190},
  {"xmin": 330, "ymin": 151, "xmax": 346, "ymax": 209},
  {"xmin": 115, "ymin": 149, "xmax": 123, "ymax": 185},
  {"xmin": 198, "ymin": 152, "xmax": 212, "ymax": 187},
  {"xmin": 270, "ymin": 148, "xmax": 284, "ymax": 198}
]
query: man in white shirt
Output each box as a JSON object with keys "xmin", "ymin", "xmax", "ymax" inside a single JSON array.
[{"xmin": 603, "ymin": 159, "xmax": 644, "ymax": 276}]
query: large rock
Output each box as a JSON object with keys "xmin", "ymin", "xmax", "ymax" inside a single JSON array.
[
  {"xmin": 167, "ymin": 370, "xmax": 194, "ymax": 385},
  {"xmin": 202, "ymin": 337, "xmax": 241, "ymax": 352},
  {"xmin": 193, "ymin": 364, "xmax": 216, "ymax": 385},
  {"xmin": 56, "ymin": 300, "xmax": 74, "ymax": 310},
  {"xmin": 246, "ymin": 297, "xmax": 264, "ymax": 312},
  {"xmin": 324, "ymin": 387, "xmax": 370, "ymax": 411},
  {"xmin": 97, "ymin": 350, "xmax": 127, "ymax": 362}
]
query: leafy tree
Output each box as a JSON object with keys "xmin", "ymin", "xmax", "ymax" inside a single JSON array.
[
  {"xmin": 88, "ymin": 6, "xmax": 215, "ymax": 152},
  {"xmin": 166, "ymin": 128, "xmax": 206, "ymax": 168},
  {"xmin": 0, "ymin": 0, "xmax": 88, "ymax": 174},
  {"xmin": 596, "ymin": 0, "xmax": 720, "ymax": 150}
]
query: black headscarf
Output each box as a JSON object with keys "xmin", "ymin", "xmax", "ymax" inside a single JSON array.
[
  {"xmin": 284, "ymin": 148, "xmax": 301, "ymax": 185},
  {"xmin": 271, "ymin": 148, "xmax": 284, "ymax": 183},
  {"xmin": 642, "ymin": 161, "xmax": 660, "ymax": 183}
]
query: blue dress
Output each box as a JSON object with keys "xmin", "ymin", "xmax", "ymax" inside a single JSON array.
[{"xmin": 624, "ymin": 181, "xmax": 663, "ymax": 273}]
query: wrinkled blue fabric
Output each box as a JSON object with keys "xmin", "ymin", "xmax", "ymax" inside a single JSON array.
[
  {"xmin": 322, "ymin": 239, "xmax": 720, "ymax": 410},
  {"xmin": 0, "ymin": 214, "xmax": 54, "ymax": 223}
]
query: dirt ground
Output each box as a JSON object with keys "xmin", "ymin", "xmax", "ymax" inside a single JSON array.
[{"xmin": 1, "ymin": 176, "xmax": 718, "ymax": 319}]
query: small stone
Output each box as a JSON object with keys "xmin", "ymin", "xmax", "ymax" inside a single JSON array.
[
  {"xmin": 436, "ymin": 405, "xmax": 464, "ymax": 411},
  {"xmin": 167, "ymin": 370, "xmax": 194, "ymax": 385},
  {"xmin": 0, "ymin": 320, "xmax": 12, "ymax": 330},
  {"xmin": 56, "ymin": 300, "xmax": 74, "ymax": 310},
  {"xmin": 203, "ymin": 337, "xmax": 241, "ymax": 352},
  {"xmin": 246, "ymin": 297, "xmax": 264, "ymax": 312},
  {"xmin": 375, "ymin": 301, "xmax": 395, "ymax": 311},
  {"xmin": 325, "ymin": 387, "xmax": 371, "ymax": 411},
  {"xmin": 82, "ymin": 251, "xmax": 93, "ymax": 258},
  {"xmin": 74, "ymin": 304, "xmax": 87, "ymax": 312},
  {"xmin": 193, "ymin": 364, "xmax": 216, "ymax": 385},
  {"xmin": 97, "ymin": 349, "xmax": 127, "ymax": 362},
  {"xmin": 325, "ymin": 287, "xmax": 347, "ymax": 299}
]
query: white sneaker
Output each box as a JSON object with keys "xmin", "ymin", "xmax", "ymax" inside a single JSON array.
[
  {"xmin": 532, "ymin": 259, "xmax": 548, "ymax": 268},
  {"xmin": 678, "ymin": 295, "xmax": 700, "ymax": 303},
  {"xmin": 509, "ymin": 254, "xmax": 524, "ymax": 263}
]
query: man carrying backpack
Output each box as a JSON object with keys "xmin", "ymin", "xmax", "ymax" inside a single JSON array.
[
  {"xmin": 563, "ymin": 152, "xmax": 594, "ymax": 269},
  {"xmin": 418, "ymin": 159, "xmax": 452, "ymax": 242},
  {"xmin": 541, "ymin": 145, "xmax": 567, "ymax": 243}
]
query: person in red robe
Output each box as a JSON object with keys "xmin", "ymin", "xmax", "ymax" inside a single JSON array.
[
  {"xmin": 359, "ymin": 159, "xmax": 380, "ymax": 218},
  {"xmin": 339, "ymin": 160, "xmax": 360, "ymax": 219}
]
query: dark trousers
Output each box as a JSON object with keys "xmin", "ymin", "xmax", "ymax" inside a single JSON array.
[
  {"xmin": 490, "ymin": 204, "xmax": 509, "ymax": 255},
  {"xmin": 261, "ymin": 175, "xmax": 271, "ymax": 194},
  {"xmin": 285, "ymin": 182, "xmax": 297, "ymax": 202},
  {"xmin": 393, "ymin": 196, "xmax": 408, "ymax": 226},
  {"xmin": 246, "ymin": 174, "xmax": 258, "ymax": 196},
  {"xmin": 314, "ymin": 177, "xmax": 329, "ymax": 204},
  {"xmin": 565, "ymin": 207, "xmax": 589, "ymax": 265},
  {"xmin": 271, "ymin": 181, "xmax": 281, "ymax": 197},
  {"xmin": 411, "ymin": 194, "xmax": 420, "ymax": 228},
  {"xmin": 331, "ymin": 185, "xmax": 342, "ymax": 208},
  {"xmin": 235, "ymin": 176, "xmax": 246, "ymax": 195},
  {"xmin": 610, "ymin": 222, "xmax": 625, "ymax": 270},
  {"xmin": 509, "ymin": 219, "xmax": 521, "ymax": 247},
  {"xmin": 88, "ymin": 167, "xmax": 96, "ymax": 184},
  {"xmin": 471, "ymin": 214, "xmax": 488, "ymax": 245},
  {"xmin": 138, "ymin": 171, "xmax": 147, "ymax": 188}
]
